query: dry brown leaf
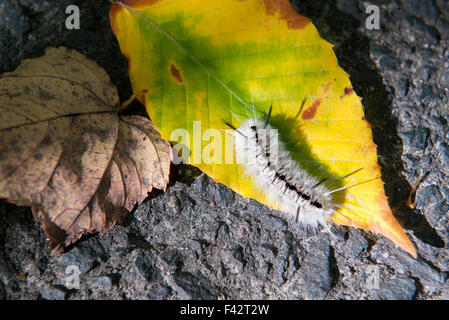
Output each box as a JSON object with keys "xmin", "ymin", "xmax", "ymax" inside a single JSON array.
[{"xmin": 0, "ymin": 47, "xmax": 172, "ymax": 255}]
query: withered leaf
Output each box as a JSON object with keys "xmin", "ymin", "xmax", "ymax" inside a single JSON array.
[{"xmin": 0, "ymin": 47, "xmax": 172, "ymax": 255}]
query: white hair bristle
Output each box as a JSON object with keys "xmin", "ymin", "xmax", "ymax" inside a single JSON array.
[{"xmin": 234, "ymin": 117, "xmax": 335, "ymax": 230}]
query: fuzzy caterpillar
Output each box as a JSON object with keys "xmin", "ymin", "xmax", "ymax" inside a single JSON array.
[{"xmin": 228, "ymin": 106, "xmax": 365, "ymax": 231}]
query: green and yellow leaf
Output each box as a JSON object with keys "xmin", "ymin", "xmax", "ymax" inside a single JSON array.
[{"xmin": 110, "ymin": 0, "xmax": 416, "ymax": 257}]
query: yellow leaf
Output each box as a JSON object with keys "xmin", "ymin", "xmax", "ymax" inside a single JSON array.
[{"xmin": 110, "ymin": 0, "xmax": 416, "ymax": 258}]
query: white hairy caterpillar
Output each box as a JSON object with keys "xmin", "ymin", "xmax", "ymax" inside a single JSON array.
[{"xmin": 227, "ymin": 105, "xmax": 368, "ymax": 231}]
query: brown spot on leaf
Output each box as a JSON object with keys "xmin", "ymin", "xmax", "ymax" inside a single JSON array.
[
  {"xmin": 170, "ymin": 63, "xmax": 184, "ymax": 84},
  {"xmin": 322, "ymin": 81, "xmax": 333, "ymax": 93},
  {"xmin": 262, "ymin": 0, "xmax": 310, "ymax": 29},
  {"xmin": 301, "ymin": 99, "xmax": 321, "ymax": 120},
  {"xmin": 38, "ymin": 88, "xmax": 56, "ymax": 101},
  {"xmin": 355, "ymin": 144, "xmax": 375, "ymax": 157},
  {"xmin": 119, "ymin": 0, "xmax": 162, "ymax": 9},
  {"xmin": 344, "ymin": 86, "xmax": 354, "ymax": 95},
  {"xmin": 137, "ymin": 89, "xmax": 149, "ymax": 103}
]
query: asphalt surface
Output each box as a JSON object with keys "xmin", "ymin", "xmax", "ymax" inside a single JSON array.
[{"xmin": 0, "ymin": 0, "xmax": 448, "ymax": 299}]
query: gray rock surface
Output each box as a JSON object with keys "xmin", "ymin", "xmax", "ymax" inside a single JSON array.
[{"xmin": 0, "ymin": 0, "xmax": 448, "ymax": 299}]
